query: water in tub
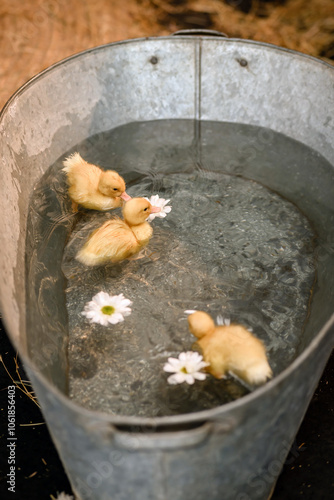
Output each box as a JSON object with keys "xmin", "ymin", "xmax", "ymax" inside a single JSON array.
[{"xmin": 27, "ymin": 119, "xmax": 334, "ymax": 417}]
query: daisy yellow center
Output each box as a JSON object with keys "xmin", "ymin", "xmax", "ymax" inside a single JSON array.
[
  {"xmin": 101, "ymin": 305, "xmax": 115, "ymax": 315},
  {"xmin": 180, "ymin": 366, "xmax": 188, "ymax": 374}
]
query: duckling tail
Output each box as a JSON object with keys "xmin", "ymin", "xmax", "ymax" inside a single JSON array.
[
  {"xmin": 244, "ymin": 360, "xmax": 273, "ymax": 386},
  {"xmin": 76, "ymin": 247, "xmax": 105, "ymax": 266},
  {"xmin": 62, "ymin": 152, "xmax": 86, "ymax": 172}
]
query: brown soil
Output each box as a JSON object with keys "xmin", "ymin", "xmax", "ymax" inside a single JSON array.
[{"xmin": 0, "ymin": 0, "xmax": 333, "ymax": 109}]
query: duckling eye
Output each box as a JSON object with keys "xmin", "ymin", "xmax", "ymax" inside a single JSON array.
[
  {"xmin": 113, "ymin": 188, "xmax": 118, "ymax": 191},
  {"xmin": 143, "ymin": 207, "xmax": 148, "ymax": 211}
]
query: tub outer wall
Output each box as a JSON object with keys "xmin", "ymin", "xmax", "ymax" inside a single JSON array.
[{"xmin": 26, "ymin": 317, "xmax": 333, "ymax": 500}]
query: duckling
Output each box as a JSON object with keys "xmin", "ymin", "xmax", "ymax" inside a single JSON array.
[
  {"xmin": 62, "ymin": 152, "xmax": 131, "ymax": 211},
  {"xmin": 76, "ymin": 197, "xmax": 160, "ymax": 266},
  {"xmin": 187, "ymin": 311, "xmax": 272, "ymax": 386}
]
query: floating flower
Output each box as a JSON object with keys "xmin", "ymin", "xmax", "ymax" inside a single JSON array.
[
  {"xmin": 145, "ymin": 194, "xmax": 172, "ymax": 221},
  {"xmin": 81, "ymin": 292, "xmax": 132, "ymax": 326},
  {"xmin": 163, "ymin": 351, "xmax": 209, "ymax": 385}
]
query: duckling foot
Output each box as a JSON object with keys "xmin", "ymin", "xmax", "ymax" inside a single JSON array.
[
  {"xmin": 127, "ymin": 248, "xmax": 160, "ymax": 261},
  {"xmin": 147, "ymin": 250, "xmax": 160, "ymax": 261},
  {"xmin": 71, "ymin": 200, "xmax": 79, "ymax": 213},
  {"xmin": 127, "ymin": 250, "xmax": 147, "ymax": 261},
  {"xmin": 210, "ymin": 370, "xmax": 226, "ymax": 380}
]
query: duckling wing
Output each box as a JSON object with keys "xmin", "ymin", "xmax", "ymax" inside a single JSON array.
[
  {"xmin": 69, "ymin": 188, "xmax": 120, "ymax": 211},
  {"xmin": 196, "ymin": 334, "xmax": 229, "ymax": 379},
  {"xmin": 77, "ymin": 218, "xmax": 138, "ymax": 265}
]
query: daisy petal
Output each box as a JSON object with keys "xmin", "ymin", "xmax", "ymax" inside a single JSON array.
[
  {"xmin": 108, "ymin": 313, "xmax": 124, "ymax": 324},
  {"xmin": 165, "ymin": 357, "xmax": 182, "ymax": 368},
  {"xmin": 185, "ymin": 374, "xmax": 195, "ymax": 385},
  {"xmin": 178, "ymin": 352, "xmax": 188, "ymax": 362},
  {"xmin": 193, "ymin": 372, "xmax": 207, "ymax": 381},
  {"xmin": 163, "ymin": 362, "xmax": 179, "ymax": 373},
  {"xmin": 167, "ymin": 373, "xmax": 185, "ymax": 385}
]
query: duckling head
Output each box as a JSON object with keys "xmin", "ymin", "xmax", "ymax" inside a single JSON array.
[
  {"xmin": 98, "ymin": 170, "xmax": 130, "ymax": 200},
  {"xmin": 122, "ymin": 198, "xmax": 160, "ymax": 226},
  {"xmin": 188, "ymin": 311, "xmax": 216, "ymax": 339}
]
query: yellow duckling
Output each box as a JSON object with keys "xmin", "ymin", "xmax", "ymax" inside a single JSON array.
[
  {"xmin": 62, "ymin": 152, "xmax": 131, "ymax": 211},
  {"xmin": 76, "ymin": 197, "xmax": 160, "ymax": 266},
  {"xmin": 187, "ymin": 311, "xmax": 272, "ymax": 386}
]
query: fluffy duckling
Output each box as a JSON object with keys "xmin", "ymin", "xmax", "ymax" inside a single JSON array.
[
  {"xmin": 187, "ymin": 311, "xmax": 272, "ymax": 386},
  {"xmin": 76, "ymin": 197, "xmax": 160, "ymax": 266},
  {"xmin": 62, "ymin": 152, "xmax": 131, "ymax": 211}
]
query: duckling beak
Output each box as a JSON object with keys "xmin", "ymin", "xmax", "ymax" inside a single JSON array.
[
  {"xmin": 121, "ymin": 192, "xmax": 131, "ymax": 201},
  {"xmin": 150, "ymin": 206, "xmax": 161, "ymax": 213}
]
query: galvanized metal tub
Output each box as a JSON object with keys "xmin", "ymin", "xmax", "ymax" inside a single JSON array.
[{"xmin": 0, "ymin": 34, "xmax": 333, "ymax": 500}]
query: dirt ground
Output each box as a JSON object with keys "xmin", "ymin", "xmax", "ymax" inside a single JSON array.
[{"xmin": 0, "ymin": 0, "xmax": 333, "ymax": 109}]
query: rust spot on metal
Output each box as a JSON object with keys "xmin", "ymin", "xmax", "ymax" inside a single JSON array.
[
  {"xmin": 236, "ymin": 58, "xmax": 248, "ymax": 67},
  {"xmin": 150, "ymin": 56, "xmax": 158, "ymax": 65}
]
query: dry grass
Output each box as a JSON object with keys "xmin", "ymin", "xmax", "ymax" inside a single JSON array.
[
  {"xmin": 0, "ymin": 353, "xmax": 40, "ymax": 409},
  {"xmin": 151, "ymin": 0, "xmax": 334, "ymax": 62}
]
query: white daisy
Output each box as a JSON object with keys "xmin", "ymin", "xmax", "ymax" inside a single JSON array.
[
  {"xmin": 163, "ymin": 351, "xmax": 209, "ymax": 385},
  {"xmin": 81, "ymin": 292, "xmax": 132, "ymax": 326},
  {"xmin": 145, "ymin": 194, "xmax": 172, "ymax": 221}
]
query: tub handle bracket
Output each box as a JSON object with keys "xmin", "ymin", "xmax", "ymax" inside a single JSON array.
[
  {"xmin": 111, "ymin": 419, "xmax": 234, "ymax": 450},
  {"xmin": 172, "ymin": 29, "xmax": 228, "ymax": 38}
]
